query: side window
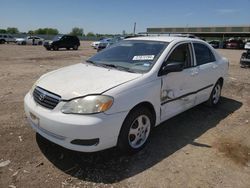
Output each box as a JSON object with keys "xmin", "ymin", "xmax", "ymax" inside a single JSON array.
[
  {"xmin": 193, "ymin": 43, "xmax": 215, "ymax": 65},
  {"xmin": 166, "ymin": 43, "xmax": 192, "ymax": 68}
]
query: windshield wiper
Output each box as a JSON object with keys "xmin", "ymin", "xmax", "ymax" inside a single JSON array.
[
  {"xmin": 100, "ymin": 63, "xmax": 136, "ymax": 73},
  {"xmin": 86, "ymin": 60, "xmax": 95, "ymax": 64},
  {"xmin": 85, "ymin": 60, "xmax": 103, "ymax": 67}
]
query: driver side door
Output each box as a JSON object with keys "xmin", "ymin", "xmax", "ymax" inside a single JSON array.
[{"xmin": 160, "ymin": 42, "xmax": 199, "ymax": 121}]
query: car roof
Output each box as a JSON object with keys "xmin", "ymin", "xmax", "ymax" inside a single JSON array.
[{"xmin": 125, "ymin": 36, "xmax": 202, "ymax": 43}]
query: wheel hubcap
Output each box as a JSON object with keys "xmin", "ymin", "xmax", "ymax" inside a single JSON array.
[
  {"xmin": 212, "ymin": 84, "xmax": 221, "ymax": 104},
  {"xmin": 128, "ymin": 115, "xmax": 151, "ymax": 149}
]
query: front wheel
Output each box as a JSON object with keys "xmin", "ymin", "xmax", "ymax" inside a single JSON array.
[
  {"xmin": 118, "ymin": 107, "xmax": 153, "ymax": 154},
  {"xmin": 53, "ymin": 46, "xmax": 59, "ymax": 51},
  {"xmin": 206, "ymin": 81, "xmax": 222, "ymax": 106},
  {"xmin": 73, "ymin": 45, "xmax": 78, "ymax": 50},
  {"xmin": 0, "ymin": 39, "xmax": 5, "ymax": 44}
]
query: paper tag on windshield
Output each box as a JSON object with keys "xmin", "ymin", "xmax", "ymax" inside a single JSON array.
[{"xmin": 133, "ymin": 55, "xmax": 155, "ymax": 61}]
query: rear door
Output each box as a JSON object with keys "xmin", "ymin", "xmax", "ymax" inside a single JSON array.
[{"xmin": 192, "ymin": 42, "xmax": 218, "ymax": 104}]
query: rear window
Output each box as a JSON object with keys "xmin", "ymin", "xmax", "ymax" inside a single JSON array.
[{"xmin": 193, "ymin": 43, "xmax": 216, "ymax": 65}]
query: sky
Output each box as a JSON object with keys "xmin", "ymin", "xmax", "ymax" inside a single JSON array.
[{"xmin": 0, "ymin": 0, "xmax": 250, "ymax": 34}]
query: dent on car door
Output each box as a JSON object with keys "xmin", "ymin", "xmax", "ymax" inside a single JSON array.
[
  {"xmin": 160, "ymin": 43, "xmax": 199, "ymax": 121},
  {"xmin": 192, "ymin": 43, "xmax": 218, "ymax": 104}
]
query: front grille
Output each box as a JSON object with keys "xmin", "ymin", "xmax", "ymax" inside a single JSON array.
[{"xmin": 33, "ymin": 87, "xmax": 61, "ymax": 109}]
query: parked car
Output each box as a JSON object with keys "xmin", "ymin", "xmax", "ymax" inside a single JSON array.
[
  {"xmin": 0, "ymin": 34, "xmax": 16, "ymax": 44},
  {"xmin": 240, "ymin": 42, "xmax": 250, "ymax": 68},
  {"xmin": 224, "ymin": 39, "xmax": 244, "ymax": 49},
  {"xmin": 97, "ymin": 37, "xmax": 123, "ymax": 52},
  {"xmin": 16, "ymin": 36, "xmax": 44, "ymax": 45},
  {"xmin": 91, "ymin": 38, "xmax": 107, "ymax": 49},
  {"xmin": 24, "ymin": 37, "xmax": 228, "ymax": 153},
  {"xmin": 95, "ymin": 38, "xmax": 112, "ymax": 51},
  {"xmin": 43, "ymin": 35, "xmax": 80, "ymax": 50},
  {"xmin": 208, "ymin": 40, "xmax": 220, "ymax": 48}
]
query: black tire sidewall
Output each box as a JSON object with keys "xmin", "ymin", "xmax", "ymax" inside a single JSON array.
[
  {"xmin": 118, "ymin": 107, "xmax": 153, "ymax": 154},
  {"xmin": 207, "ymin": 82, "xmax": 222, "ymax": 107}
]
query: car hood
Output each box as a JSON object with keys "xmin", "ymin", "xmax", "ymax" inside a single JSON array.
[{"xmin": 36, "ymin": 63, "xmax": 142, "ymax": 100}]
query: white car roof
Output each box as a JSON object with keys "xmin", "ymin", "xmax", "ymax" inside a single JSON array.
[{"xmin": 126, "ymin": 36, "xmax": 202, "ymax": 43}]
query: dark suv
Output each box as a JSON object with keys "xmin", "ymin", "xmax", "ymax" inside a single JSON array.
[{"xmin": 44, "ymin": 35, "xmax": 80, "ymax": 50}]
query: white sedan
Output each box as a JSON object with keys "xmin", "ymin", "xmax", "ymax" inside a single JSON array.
[
  {"xmin": 24, "ymin": 36, "xmax": 228, "ymax": 153},
  {"xmin": 16, "ymin": 36, "xmax": 44, "ymax": 45}
]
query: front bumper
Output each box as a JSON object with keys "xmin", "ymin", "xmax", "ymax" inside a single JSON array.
[
  {"xmin": 240, "ymin": 58, "xmax": 250, "ymax": 66},
  {"xmin": 43, "ymin": 43, "xmax": 51, "ymax": 48},
  {"xmin": 24, "ymin": 92, "xmax": 127, "ymax": 152}
]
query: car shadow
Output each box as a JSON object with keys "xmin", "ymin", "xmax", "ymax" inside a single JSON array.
[{"xmin": 36, "ymin": 97, "xmax": 242, "ymax": 183}]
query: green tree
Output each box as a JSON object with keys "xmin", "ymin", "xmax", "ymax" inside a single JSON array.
[
  {"xmin": 70, "ymin": 27, "xmax": 84, "ymax": 36},
  {"xmin": 28, "ymin": 30, "xmax": 34, "ymax": 35},
  {"xmin": 0, "ymin": 29, "xmax": 7, "ymax": 33},
  {"xmin": 34, "ymin": 28, "xmax": 59, "ymax": 35},
  {"xmin": 86, "ymin": 32, "xmax": 96, "ymax": 37},
  {"xmin": 6, "ymin": 27, "xmax": 19, "ymax": 34}
]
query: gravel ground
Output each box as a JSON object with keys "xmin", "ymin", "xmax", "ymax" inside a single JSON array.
[{"xmin": 0, "ymin": 42, "xmax": 250, "ymax": 188}]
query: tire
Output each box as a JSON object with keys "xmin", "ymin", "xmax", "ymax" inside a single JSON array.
[
  {"xmin": 66, "ymin": 47, "xmax": 70, "ymax": 50},
  {"xmin": 206, "ymin": 81, "xmax": 222, "ymax": 107},
  {"xmin": 0, "ymin": 39, "xmax": 6, "ymax": 44},
  {"xmin": 46, "ymin": 47, "xmax": 51, "ymax": 51},
  {"xmin": 38, "ymin": 41, "xmax": 43, "ymax": 45},
  {"xmin": 21, "ymin": 41, "xmax": 26, "ymax": 45},
  {"xmin": 118, "ymin": 106, "xmax": 153, "ymax": 154},
  {"xmin": 53, "ymin": 46, "xmax": 59, "ymax": 51},
  {"xmin": 73, "ymin": 45, "xmax": 78, "ymax": 50}
]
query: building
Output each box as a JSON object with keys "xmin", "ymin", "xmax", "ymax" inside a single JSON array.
[{"xmin": 144, "ymin": 25, "xmax": 250, "ymax": 40}]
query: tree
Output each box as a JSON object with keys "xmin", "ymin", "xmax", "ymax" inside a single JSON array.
[
  {"xmin": 34, "ymin": 28, "xmax": 59, "ymax": 35},
  {"xmin": 28, "ymin": 30, "xmax": 34, "ymax": 35},
  {"xmin": 6, "ymin": 27, "xmax": 19, "ymax": 34},
  {"xmin": 70, "ymin": 27, "xmax": 84, "ymax": 36},
  {"xmin": 0, "ymin": 29, "xmax": 7, "ymax": 33},
  {"xmin": 86, "ymin": 32, "xmax": 96, "ymax": 37}
]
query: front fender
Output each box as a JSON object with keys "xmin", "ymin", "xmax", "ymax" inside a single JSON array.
[{"xmin": 104, "ymin": 78, "xmax": 162, "ymax": 125}]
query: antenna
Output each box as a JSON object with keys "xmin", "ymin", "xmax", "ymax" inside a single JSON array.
[{"xmin": 133, "ymin": 22, "xmax": 136, "ymax": 35}]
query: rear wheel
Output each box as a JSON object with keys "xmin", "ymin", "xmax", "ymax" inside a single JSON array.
[
  {"xmin": 206, "ymin": 81, "xmax": 222, "ymax": 107},
  {"xmin": 118, "ymin": 107, "xmax": 153, "ymax": 154}
]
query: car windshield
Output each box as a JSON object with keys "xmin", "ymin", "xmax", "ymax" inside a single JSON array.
[
  {"xmin": 52, "ymin": 35, "xmax": 63, "ymax": 41},
  {"xmin": 87, "ymin": 40, "xmax": 168, "ymax": 73}
]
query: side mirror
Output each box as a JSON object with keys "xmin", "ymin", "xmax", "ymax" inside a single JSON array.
[{"xmin": 159, "ymin": 62, "xmax": 184, "ymax": 76}]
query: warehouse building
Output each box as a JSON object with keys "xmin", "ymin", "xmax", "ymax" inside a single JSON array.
[{"xmin": 144, "ymin": 25, "xmax": 250, "ymax": 40}]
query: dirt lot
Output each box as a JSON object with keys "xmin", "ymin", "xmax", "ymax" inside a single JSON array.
[{"xmin": 0, "ymin": 42, "xmax": 250, "ymax": 188}]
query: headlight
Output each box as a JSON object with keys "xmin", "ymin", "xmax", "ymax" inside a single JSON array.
[{"xmin": 61, "ymin": 95, "xmax": 113, "ymax": 114}]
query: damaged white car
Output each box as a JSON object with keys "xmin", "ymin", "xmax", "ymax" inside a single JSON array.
[{"xmin": 24, "ymin": 36, "xmax": 228, "ymax": 153}]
